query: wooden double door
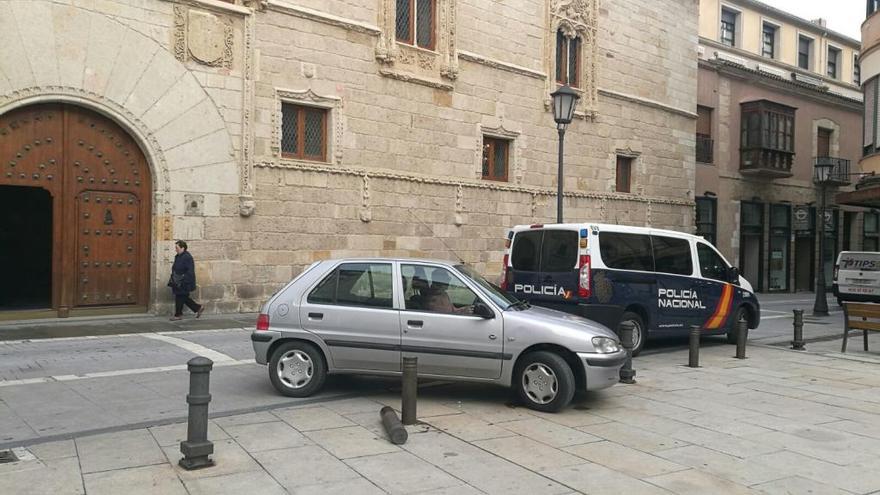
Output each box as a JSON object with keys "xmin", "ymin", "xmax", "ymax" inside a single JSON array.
[{"xmin": 0, "ymin": 104, "xmax": 151, "ymax": 316}]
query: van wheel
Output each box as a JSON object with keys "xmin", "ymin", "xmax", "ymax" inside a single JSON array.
[
  {"xmin": 269, "ymin": 341, "xmax": 326, "ymax": 397},
  {"xmin": 619, "ymin": 312, "xmax": 646, "ymax": 357},
  {"xmin": 726, "ymin": 307, "xmax": 748, "ymax": 344},
  {"xmin": 514, "ymin": 351, "xmax": 575, "ymax": 413}
]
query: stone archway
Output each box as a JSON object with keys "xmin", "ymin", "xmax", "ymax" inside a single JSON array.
[
  {"xmin": 0, "ymin": 103, "xmax": 152, "ymax": 316},
  {"xmin": 0, "ymin": 1, "xmax": 240, "ymax": 316}
]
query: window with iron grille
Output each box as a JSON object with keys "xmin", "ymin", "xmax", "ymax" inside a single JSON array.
[
  {"xmin": 721, "ymin": 9, "xmax": 737, "ymax": 47},
  {"xmin": 855, "ymin": 55, "xmax": 861, "ymax": 85},
  {"xmin": 396, "ymin": 0, "xmax": 435, "ymax": 50},
  {"xmin": 762, "ymin": 23, "xmax": 776, "ymax": 59},
  {"xmin": 798, "ymin": 36, "xmax": 812, "ymax": 70},
  {"xmin": 865, "ymin": 77, "xmax": 878, "ymax": 156},
  {"xmin": 615, "ymin": 156, "xmax": 632, "ymax": 193},
  {"xmin": 482, "ymin": 137, "xmax": 510, "ymax": 182},
  {"xmin": 555, "ymin": 30, "xmax": 581, "ymax": 87},
  {"xmin": 695, "ymin": 197, "xmax": 717, "ymax": 245},
  {"xmin": 827, "ymin": 47, "xmax": 840, "ymax": 79},
  {"xmin": 281, "ymin": 103, "xmax": 327, "ymax": 162}
]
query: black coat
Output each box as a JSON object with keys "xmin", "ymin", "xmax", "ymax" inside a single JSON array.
[{"xmin": 169, "ymin": 250, "xmax": 197, "ymax": 295}]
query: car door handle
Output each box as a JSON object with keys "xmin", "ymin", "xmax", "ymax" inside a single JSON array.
[
  {"xmin": 489, "ymin": 334, "xmax": 497, "ymax": 340},
  {"xmin": 308, "ymin": 312, "xmax": 324, "ymax": 320},
  {"xmin": 407, "ymin": 320, "xmax": 423, "ymax": 328}
]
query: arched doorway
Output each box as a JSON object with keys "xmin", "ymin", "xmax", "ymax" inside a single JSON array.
[{"xmin": 0, "ymin": 104, "xmax": 152, "ymax": 318}]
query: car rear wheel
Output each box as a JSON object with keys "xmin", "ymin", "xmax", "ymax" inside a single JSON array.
[
  {"xmin": 269, "ymin": 341, "xmax": 326, "ymax": 397},
  {"xmin": 618, "ymin": 311, "xmax": 646, "ymax": 357},
  {"xmin": 514, "ymin": 351, "xmax": 575, "ymax": 413},
  {"xmin": 726, "ymin": 306, "xmax": 748, "ymax": 344}
]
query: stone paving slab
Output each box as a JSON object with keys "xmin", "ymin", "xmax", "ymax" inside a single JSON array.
[{"xmin": 5, "ymin": 344, "xmax": 880, "ymax": 494}]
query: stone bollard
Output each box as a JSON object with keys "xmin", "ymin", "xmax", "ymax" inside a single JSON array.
[
  {"xmin": 401, "ymin": 357, "xmax": 418, "ymax": 425},
  {"xmin": 618, "ymin": 321, "xmax": 636, "ymax": 384},
  {"xmin": 688, "ymin": 325, "xmax": 700, "ymax": 368},
  {"xmin": 179, "ymin": 357, "xmax": 214, "ymax": 470},
  {"xmin": 735, "ymin": 319, "xmax": 748, "ymax": 359},
  {"xmin": 791, "ymin": 309, "xmax": 805, "ymax": 351},
  {"xmin": 380, "ymin": 406, "xmax": 408, "ymax": 445}
]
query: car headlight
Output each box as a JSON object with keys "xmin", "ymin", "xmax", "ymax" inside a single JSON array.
[{"xmin": 592, "ymin": 336, "xmax": 620, "ymax": 354}]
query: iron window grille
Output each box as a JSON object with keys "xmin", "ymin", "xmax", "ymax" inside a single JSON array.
[
  {"xmin": 281, "ymin": 103, "xmax": 328, "ymax": 162},
  {"xmin": 396, "ymin": 0, "xmax": 435, "ymax": 50},
  {"xmin": 695, "ymin": 197, "xmax": 717, "ymax": 245},
  {"xmin": 482, "ymin": 137, "xmax": 510, "ymax": 182}
]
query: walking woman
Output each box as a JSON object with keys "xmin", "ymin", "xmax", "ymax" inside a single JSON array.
[{"xmin": 168, "ymin": 240, "xmax": 204, "ymax": 320}]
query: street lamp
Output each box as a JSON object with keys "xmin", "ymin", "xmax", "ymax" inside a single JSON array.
[
  {"xmin": 550, "ymin": 85, "xmax": 580, "ymax": 223},
  {"xmin": 813, "ymin": 159, "xmax": 834, "ymax": 316}
]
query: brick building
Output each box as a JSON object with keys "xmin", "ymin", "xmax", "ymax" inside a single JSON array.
[{"xmin": 0, "ymin": 0, "xmax": 699, "ymax": 318}]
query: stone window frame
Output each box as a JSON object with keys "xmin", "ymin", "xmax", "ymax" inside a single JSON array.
[
  {"xmin": 613, "ymin": 148, "xmax": 641, "ymax": 194},
  {"xmin": 475, "ymin": 124, "xmax": 522, "ymax": 184},
  {"xmin": 272, "ymin": 88, "xmax": 344, "ymax": 165},
  {"xmin": 545, "ymin": 0, "xmax": 599, "ymax": 117},
  {"xmin": 376, "ymin": 0, "xmax": 459, "ymax": 85},
  {"xmin": 812, "ymin": 118, "xmax": 841, "ymax": 159}
]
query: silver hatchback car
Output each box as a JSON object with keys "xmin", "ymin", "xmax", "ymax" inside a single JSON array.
[{"xmin": 252, "ymin": 258, "xmax": 626, "ymax": 412}]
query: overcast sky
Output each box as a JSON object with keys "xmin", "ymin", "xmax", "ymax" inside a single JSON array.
[{"xmin": 760, "ymin": 0, "xmax": 863, "ymax": 40}]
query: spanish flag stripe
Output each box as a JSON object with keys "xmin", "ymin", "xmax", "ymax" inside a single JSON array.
[{"xmin": 705, "ymin": 284, "xmax": 733, "ymax": 329}]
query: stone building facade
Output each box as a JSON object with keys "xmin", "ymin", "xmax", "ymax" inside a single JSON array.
[{"xmin": 0, "ymin": 0, "xmax": 698, "ymax": 318}]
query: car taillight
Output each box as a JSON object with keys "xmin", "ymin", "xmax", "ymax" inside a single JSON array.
[
  {"xmin": 578, "ymin": 254, "xmax": 591, "ymax": 298},
  {"xmin": 256, "ymin": 313, "xmax": 270, "ymax": 331},
  {"xmin": 501, "ymin": 254, "xmax": 511, "ymax": 290}
]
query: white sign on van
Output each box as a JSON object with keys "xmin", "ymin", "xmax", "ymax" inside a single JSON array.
[{"xmin": 657, "ymin": 288, "xmax": 707, "ymax": 309}]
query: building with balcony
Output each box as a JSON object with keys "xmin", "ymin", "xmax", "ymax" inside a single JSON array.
[
  {"xmin": 697, "ymin": 0, "xmax": 866, "ymax": 293},
  {"xmin": 837, "ymin": 1, "xmax": 880, "ymax": 209}
]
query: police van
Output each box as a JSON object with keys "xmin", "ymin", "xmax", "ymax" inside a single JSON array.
[{"xmin": 501, "ymin": 223, "xmax": 760, "ymax": 355}]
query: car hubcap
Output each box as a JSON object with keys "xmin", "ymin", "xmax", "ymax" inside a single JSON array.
[
  {"xmin": 277, "ymin": 350, "xmax": 313, "ymax": 389},
  {"xmin": 522, "ymin": 363, "xmax": 558, "ymax": 405},
  {"xmin": 628, "ymin": 320, "xmax": 642, "ymax": 350}
]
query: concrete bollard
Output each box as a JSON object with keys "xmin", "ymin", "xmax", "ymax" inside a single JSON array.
[
  {"xmin": 688, "ymin": 325, "xmax": 700, "ymax": 368},
  {"xmin": 380, "ymin": 406, "xmax": 408, "ymax": 445},
  {"xmin": 401, "ymin": 356, "xmax": 418, "ymax": 425},
  {"xmin": 791, "ymin": 309, "xmax": 805, "ymax": 351},
  {"xmin": 179, "ymin": 357, "xmax": 214, "ymax": 470},
  {"xmin": 735, "ymin": 319, "xmax": 748, "ymax": 359},
  {"xmin": 618, "ymin": 321, "xmax": 636, "ymax": 384}
]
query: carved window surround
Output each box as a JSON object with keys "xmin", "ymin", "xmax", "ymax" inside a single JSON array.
[
  {"xmin": 475, "ymin": 123, "xmax": 523, "ymax": 184},
  {"xmin": 375, "ymin": 0, "xmax": 459, "ymax": 89},
  {"xmin": 545, "ymin": 0, "xmax": 599, "ymax": 118},
  {"xmin": 272, "ymin": 88, "xmax": 344, "ymax": 166}
]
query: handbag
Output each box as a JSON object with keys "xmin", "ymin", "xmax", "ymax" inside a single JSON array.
[{"xmin": 168, "ymin": 273, "xmax": 185, "ymax": 289}]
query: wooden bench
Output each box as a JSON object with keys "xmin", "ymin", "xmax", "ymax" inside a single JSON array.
[{"xmin": 842, "ymin": 302, "xmax": 880, "ymax": 352}]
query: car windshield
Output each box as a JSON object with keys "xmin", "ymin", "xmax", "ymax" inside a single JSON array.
[{"xmin": 454, "ymin": 264, "xmax": 522, "ymax": 309}]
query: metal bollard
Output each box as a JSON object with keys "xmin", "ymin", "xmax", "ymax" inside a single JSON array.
[
  {"xmin": 688, "ymin": 325, "xmax": 700, "ymax": 368},
  {"xmin": 791, "ymin": 309, "xmax": 805, "ymax": 351},
  {"xmin": 401, "ymin": 356, "xmax": 418, "ymax": 425},
  {"xmin": 618, "ymin": 321, "xmax": 636, "ymax": 384},
  {"xmin": 179, "ymin": 357, "xmax": 214, "ymax": 470},
  {"xmin": 380, "ymin": 406, "xmax": 408, "ymax": 445},
  {"xmin": 735, "ymin": 319, "xmax": 748, "ymax": 359}
]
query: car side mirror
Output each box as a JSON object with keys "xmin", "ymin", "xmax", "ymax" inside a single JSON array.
[
  {"xmin": 473, "ymin": 301, "xmax": 495, "ymax": 319},
  {"xmin": 728, "ymin": 266, "xmax": 740, "ymax": 284}
]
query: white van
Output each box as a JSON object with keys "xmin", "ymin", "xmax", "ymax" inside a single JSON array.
[
  {"xmin": 501, "ymin": 223, "xmax": 760, "ymax": 355},
  {"xmin": 833, "ymin": 251, "xmax": 880, "ymax": 304}
]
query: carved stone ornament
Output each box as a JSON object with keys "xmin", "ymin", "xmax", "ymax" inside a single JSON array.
[
  {"xmin": 546, "ymin": 0, "xmax": 599, "ymax": 117},
  {"xmin": 375, "ymin": 0, "xmax": 459, "ymax": 85},
  {"xmin": 173, "ymin": 6, "xmax": 234, "ymax": 69}
]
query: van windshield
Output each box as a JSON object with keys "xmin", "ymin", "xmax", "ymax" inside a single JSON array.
[{"xmin": 455, "ymin": 265, "xmax": 522, "ymax": 309}]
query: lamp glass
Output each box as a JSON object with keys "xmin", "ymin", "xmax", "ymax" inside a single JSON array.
[{"xmin": 551, "ymin": 85, "xmax": 580, "ymax": 125}]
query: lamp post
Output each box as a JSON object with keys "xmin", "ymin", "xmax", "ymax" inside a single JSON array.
[
  {"xmin": 550, "ymin": 85, "xmax": 580, "ymax": 223},
  {"xmin": 813, "ymin": 159, "xmax": 834, "ymax": 317}
]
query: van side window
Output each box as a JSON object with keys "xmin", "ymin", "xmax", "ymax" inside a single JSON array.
[
  {"xmin": 308, "ymin": 263, "xmax": 393, "ymax": 308},
  {"xmin": 652, "ymin": 236, "xmax": 693, "ymax": 276},
  {"xmin": 697, "ymin": 243, "xmax": 729, "ymax": 282},
  {"xmin": 599, "ymin": 232, "xmax": 654, "ymax": 272},
  {"xmin": 511, "ymin": 231, "xmax": 541, "ymax": 271},
  {"xmin": 541, "ymin": 230, "xmax": 579, "ymax": 272}
]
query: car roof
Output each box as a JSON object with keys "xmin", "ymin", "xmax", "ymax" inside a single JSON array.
[
  {"xmin": 509, "ymin": 222, "xmax": 698, "ymax": 240},
  {"xmin": 316, "ymin": 257, "xmax": 461, "ymax": 266}
]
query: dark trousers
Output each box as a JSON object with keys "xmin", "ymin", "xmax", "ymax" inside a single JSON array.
[{"xmin": 175, "ymin": 293, "xmax": 201, "ymax": 316}]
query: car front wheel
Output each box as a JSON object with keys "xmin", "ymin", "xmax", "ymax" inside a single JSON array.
[
  {"xmin": 268, "ymin": 341, "xmax": 326, "ymax": 398},
  {"xmin": 514, "ymin": 351, "xmax": 575, "ymax": 413},
  {"xmin": 618, "ymin": 311, "xmax": 646, "ymax": 357}
]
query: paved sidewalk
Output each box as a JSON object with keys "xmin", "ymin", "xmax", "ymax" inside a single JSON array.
[{"xmin": 5, "ymin": 344, "xmax": 880, "ymax": 494}]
